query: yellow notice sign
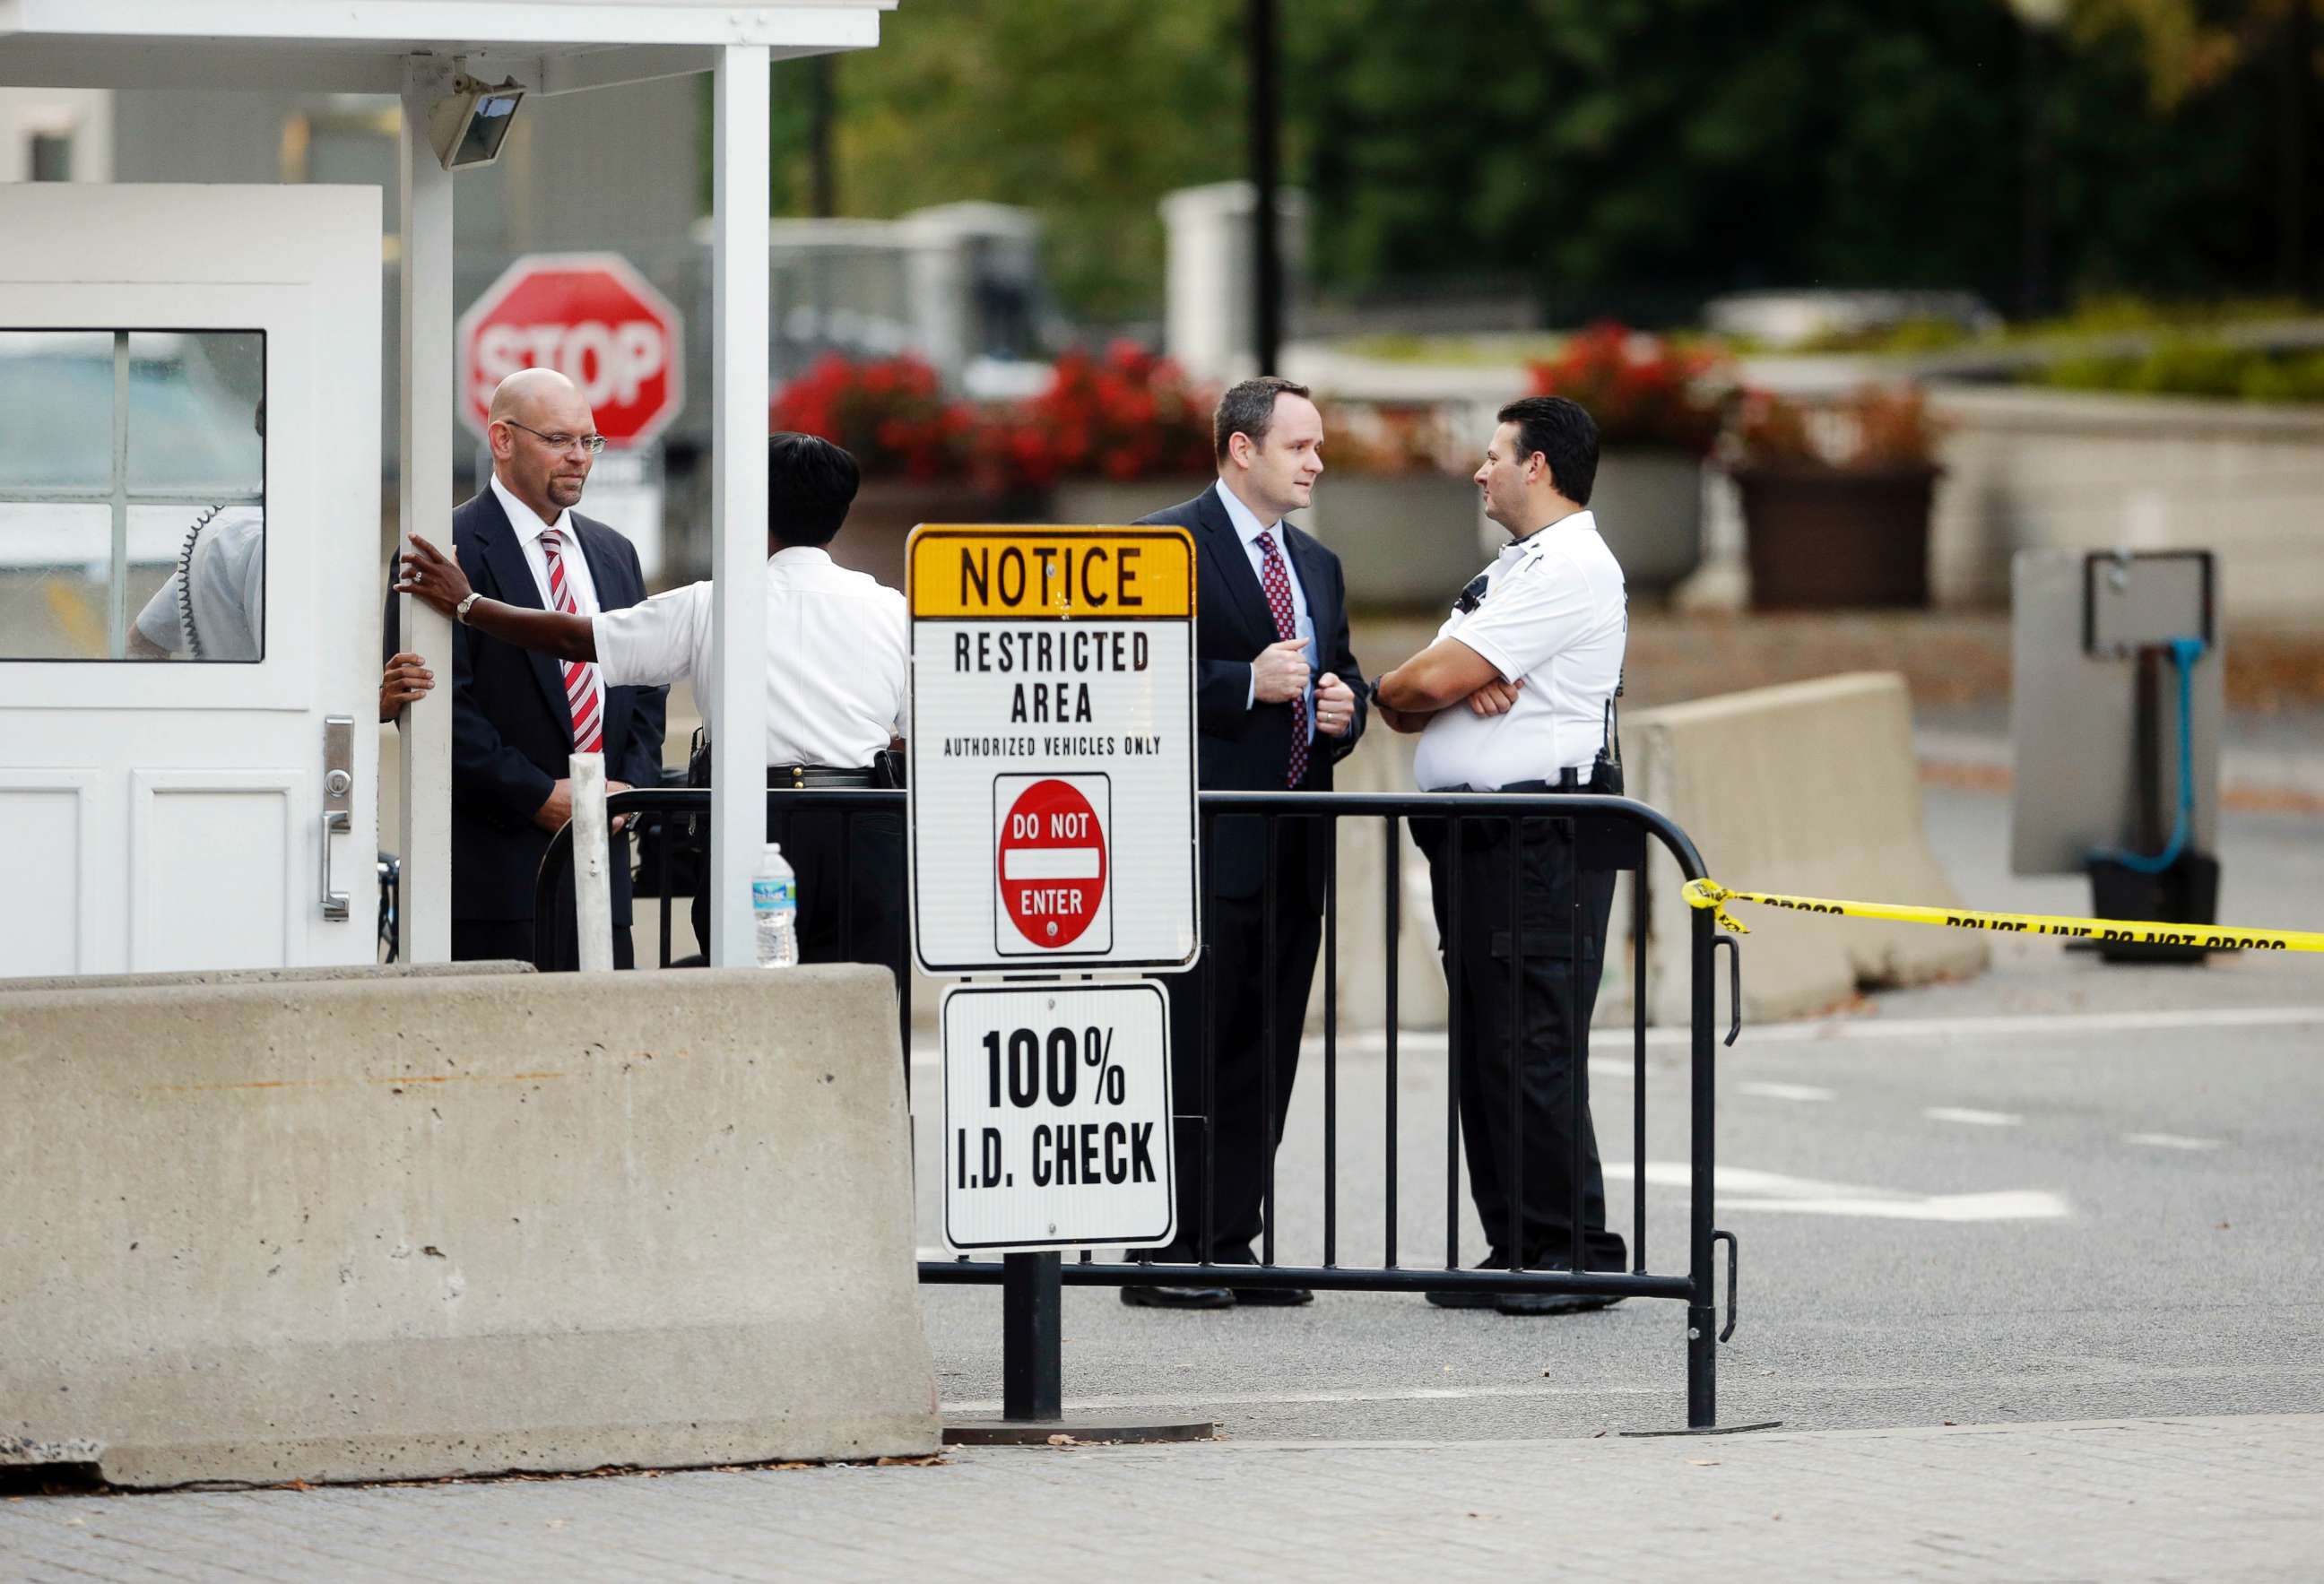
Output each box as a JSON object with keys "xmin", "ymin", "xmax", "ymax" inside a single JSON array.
[{"xmin": 908, "ymin": 526, "xmax": 1194, "ymax": 619}]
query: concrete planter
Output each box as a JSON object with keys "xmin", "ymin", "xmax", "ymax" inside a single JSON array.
[
  {"xmin": 1589, "ymin": 447, "xmax": 1706, "ymax": 593},
  {"xmin": 1057, "ymin": 473, "xmax": 1481, "ymax": 613},
  {"xmin": 832, "ymin": 480, "xmax": 1034, "ymax": 591},
  {"xmin": 1735, "ymin": 463, "xmax": 1938, "ymax": 610},
  {"xmin": 1050, "ymin": 475, "xmax": 1213, "ymax": 527},
  {"xmin": 1304, "ymin": 472, "xmax": 1482, "ymax": 611}
]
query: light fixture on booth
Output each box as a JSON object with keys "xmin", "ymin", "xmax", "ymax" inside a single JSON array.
[{"xmin": 425, "ymin": 74, "xmax": 526, "ymax": 171}]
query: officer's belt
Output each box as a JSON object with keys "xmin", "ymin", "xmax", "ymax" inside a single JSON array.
[
  {"xmin": 1439, "ymin": 767, "xmax": 1602, "ymax": 794},
  {"xmin": 766, "ymin": 764, "xmax": 880, "ymax": 788}
]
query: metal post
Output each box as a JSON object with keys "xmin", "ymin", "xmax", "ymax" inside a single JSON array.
[
  {"xmin": 2016, "ymin": 16, "xmax": 2051, "ymax": 321},
  {"xmin": 1001, "ymin": 1251, "xmax": 1062, "ymax": 1422},
  {"xmin": 1322, "ymin": 818, "xmax": 1338, "ymax": 1268},
  {"xmin": 2281, "ymin": 0, "xmax": 2313, "ymax": 294},
  {"xmin": 396, "ymin": 56, "xmax": 456, "ymax": 964},
  {"xmin": 569, "ymin": 753, "xmax": 614, "ymax": 972},
  {"xmin": 1687, "ymin": 905, "xmax": 1718, "ymax": 1429},
  {"xmin": 1245, "ymin": 0, "xmax": 1282, "ymax": 374},
  {"xmin": 1383, "ymin": 813, "xmax": 1399, "ymax": 1268},
  {"xmin": 709, "ymin": 44, "xmax": 773, "ymax": 965},
  {"xmin": 809, "ymin": 53, "xmax": 838, "ymax": 220}
]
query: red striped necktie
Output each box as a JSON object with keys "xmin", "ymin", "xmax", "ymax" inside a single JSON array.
[
  {"xmin": 539, "ymin": 528, "xmax": 603, "ymax": 754},
  {"xmin": 1256, "ymin": 529, "xmax": 1309, "ymax": 789}
]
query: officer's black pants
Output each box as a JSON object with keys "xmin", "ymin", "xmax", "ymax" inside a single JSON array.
[
  {"xmin": 1413, "ymin": 809, "xmax": 1626, "ymax": 1271},
  {"xmin": 689, "ymin": 803, "xmax": 906, "ymax": 988}
]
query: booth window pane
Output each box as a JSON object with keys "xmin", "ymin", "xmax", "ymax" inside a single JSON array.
[
  {"xmin": 124, "ymin": 501, "xmax": 264, "ymax": 662},
  {"xmin": 0, "ymin": 329, "xmax": 264, "ymax": 660},
  {"xmin": 127, "ymin": 331, "xmax": 265, "ymax": 497},
  {"xmin": 0, "ymin": 331, "xmax": 114, "ymax": 492},
  {"xmin": 29, "ymin": 133, "xmax": 72, "ymax": 182},
  {"xmin": 0, "ymin": 503, "xmax": 112, "ymax": 659}
]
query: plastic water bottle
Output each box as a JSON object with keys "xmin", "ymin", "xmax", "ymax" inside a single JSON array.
[{"xmin": 751, "ymin": 843, "xmax": 799, "ymax": 968}]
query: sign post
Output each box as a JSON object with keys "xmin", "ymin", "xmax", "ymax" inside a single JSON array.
[{"xmin": 908, "ymin": 524, "xmax": 1205, "ymax": 1441}]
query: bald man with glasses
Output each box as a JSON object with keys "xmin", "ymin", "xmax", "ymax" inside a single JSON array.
[{"xmin": 384, "ymin": 367, "xmax": 665, "ymax": 968}]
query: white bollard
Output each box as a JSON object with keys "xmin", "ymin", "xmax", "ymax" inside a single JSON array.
[{"xmin": 569, "ymin": 751, "xmax": 616, "ymax": 973}]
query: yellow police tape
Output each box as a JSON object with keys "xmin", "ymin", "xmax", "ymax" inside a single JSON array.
[{"xmin": 1681, "ymin": 879, "xmax": 2324, "ymax": 955}]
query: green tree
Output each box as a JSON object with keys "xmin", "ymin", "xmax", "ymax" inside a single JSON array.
[
  {"xmin": 780, "ymin": 0, "xmax": 1245, "ymax": 321},
  {"xmin": 755, "ymin": 0, "xmax": 2317, "ymax": 325}
]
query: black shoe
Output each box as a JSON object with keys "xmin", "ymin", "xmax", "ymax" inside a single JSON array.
[
  {"xmin": 1426, "ymin": 1251, "xmax": 1513, "ymax": 1309},
  {"xmin": 1496, "ymin": 1292, "xmax": 1625, "ymax": 1317},
  {"xmin": 1232, "ymin": 1285, "xmax": 1314, "ymax": 1307},
  {"xmin": 1120, "ymin": 1283, "xmax": 1234, "ymax": 1310}
]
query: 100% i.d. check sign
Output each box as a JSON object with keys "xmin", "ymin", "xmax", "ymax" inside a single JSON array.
[{"xmin": 940, "ymin": 982, "xmax": 1176, "ymax": 1252}]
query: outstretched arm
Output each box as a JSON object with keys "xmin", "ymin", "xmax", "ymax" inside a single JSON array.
[{"xmin": 395, "ymin": 532, "xmax": 596, "ymax": 663}]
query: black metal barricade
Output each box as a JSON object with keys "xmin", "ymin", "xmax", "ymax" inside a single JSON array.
[
  {"xmin": 533, "ymin": 785, "xmax": 1743, "ymax": 1433},
  {"xmin": 533, "ymin": 786, "xmax": 915, "ymax": 1043}
]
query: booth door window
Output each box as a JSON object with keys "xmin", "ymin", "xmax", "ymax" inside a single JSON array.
[{"xmin": 0, "ymin": 328, "xmax": 265, "ymax": 661}]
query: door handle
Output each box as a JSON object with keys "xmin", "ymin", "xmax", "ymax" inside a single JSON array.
[{"xmin": 320, "ymin": 714, "xmax": 353, "ymax": 921}]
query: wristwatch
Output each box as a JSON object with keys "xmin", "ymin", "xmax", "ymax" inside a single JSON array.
[{"xmin": 454, "ymin": 592, "xmax": 482, "ymax": 626}]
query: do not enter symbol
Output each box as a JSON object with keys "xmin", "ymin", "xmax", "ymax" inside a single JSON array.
[{"xmin": 998, "ymin": 777, "xmax": 1106, "ymax": 948}]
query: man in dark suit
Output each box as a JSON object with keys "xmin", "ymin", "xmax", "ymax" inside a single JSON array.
[
  {"xmin": 387, "ymin": 367, "xmax": 664, "ymax": 968},
  {"xmin": 1126, "ymin": 376, "xmax": 1367, "ymax": 1308}
]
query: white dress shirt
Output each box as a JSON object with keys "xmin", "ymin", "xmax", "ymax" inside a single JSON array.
[
  {"xmin": 490, "ymin": 472, "xmax": 603, "ymax": 619},
  {"xmin": 1214, "ymin": 479, "xmax": 1316, "ymax": 737},
  {"xmin": 591, "ymin": 545, "xmax": 907, "ymax": 769},
  {"xmin": 1413, "ymin": 509, "xmax": 1626, "ymax": 792},
  {"xmin": 133, "ymin": 506, "xmax": 264, "ymax": 661}
]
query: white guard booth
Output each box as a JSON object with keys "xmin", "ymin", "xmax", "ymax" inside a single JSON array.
[
  {"xmin": 0, "ymin": 4, "xmax": 946, "ymax": 1488},
  {"xmin": 0, "ymin": 1, "xmax": 896, "ymax": 974}
]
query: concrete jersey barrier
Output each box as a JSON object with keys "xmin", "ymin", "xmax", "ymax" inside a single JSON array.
[
  {"xmin": 0, "ymin": 960, "xmax": 532, "ymax": 994},
  {"xmin": 0, "ymin": 965, "xmax": 937, "ymax": 1486},
  {"xmin": 1630, "ymin": 671, "xmax": 1987, "ymax": 1024}
]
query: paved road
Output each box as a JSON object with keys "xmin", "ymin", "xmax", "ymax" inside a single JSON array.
[
  {"xmin": 9, "ymin": 782, "xmax": 2322, "ymax": 1581},
  {"xmin": 8, "ymin": 1416, "xmax": 2322, "ymax": 1581},
  {"xmin": 915, "ymin": 786, "xmax": 2324, "ymax": 1441}
]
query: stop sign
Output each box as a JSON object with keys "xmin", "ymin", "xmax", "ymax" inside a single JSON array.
[
  {"xmin": 457, "ymin": 252, "xmax": 683, "ymax": 446},
  {"xmin": 998, "ymin": 778, "xmax": 1108, "ymax": 949}
]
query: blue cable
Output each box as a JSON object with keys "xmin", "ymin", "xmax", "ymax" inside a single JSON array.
[{"xmin": 2091, "ymin": 635, "xmax": 2204, "ymax": 875}]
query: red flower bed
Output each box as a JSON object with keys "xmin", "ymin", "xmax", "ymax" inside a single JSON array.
[
  {"xmin": 768, "ymin": 353, "xmax": 981, "ymax": 481},
  {"xmin": 982, "ymin": 341, "xmax": 1217, "ymax": 489},
  {"xmin": 1528, "ymin": 322, "xmax": 1730, "ymax": 455}
]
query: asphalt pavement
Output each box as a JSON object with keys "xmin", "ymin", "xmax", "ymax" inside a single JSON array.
[
  {"xmin": 9, "ymin": 776, "xmax": 2323, "ymax": 1580},
  {"xmin": 914, "ymin": 783, "xmax": 2324, "ymax": 1441}
]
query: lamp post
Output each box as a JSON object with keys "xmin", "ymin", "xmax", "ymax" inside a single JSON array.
[
  {"xmin": 2007, "ymin": 0, "xmax": 2071, "ymax": 322},
  {"xmin": 1247, "ymin": 0, "xmax": 1282, "ymax": 375}
]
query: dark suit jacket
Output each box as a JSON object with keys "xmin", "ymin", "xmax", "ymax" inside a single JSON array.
[
  {"xmin": 386, "ymin": 487, "xmax": 666, "ymax": 926},
  {"xmin": 1137, "ymin": 485, "xmax": 1366, "ymax": 903}
]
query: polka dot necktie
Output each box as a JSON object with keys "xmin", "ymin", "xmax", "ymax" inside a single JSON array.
[
  {"xmin": 538, "ymin": 529, "xmax": 603, "ymax": 754},
  {"xmin": 1256, "ymin": 529, "xmax": 1308, "ymax": 789}
]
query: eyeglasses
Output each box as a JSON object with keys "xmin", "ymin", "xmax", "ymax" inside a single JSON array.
[
  {"xmin": 1453, "ymin": 572, "xmax": 1490, "ymax": 614},
  {"xmin": 500, "ymin": 419, "xmax": 607, "ymax": 455}
]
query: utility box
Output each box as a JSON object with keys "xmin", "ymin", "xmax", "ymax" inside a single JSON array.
[{"xmin": 2010, "ymin": 549, "xmax": 2224, "ymax": 960}]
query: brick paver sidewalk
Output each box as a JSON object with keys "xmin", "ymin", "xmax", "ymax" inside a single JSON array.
[{"xmin": 4, "ymin": 1414, "xmax": 2320, "ymax": 1581}]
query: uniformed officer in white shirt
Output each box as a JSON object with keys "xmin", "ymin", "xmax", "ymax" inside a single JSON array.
[
  {"xmin": 1375, "ymin": 394, "xmax": 1628, "ymax": 1316},
  {"xmin": 397, "ymin": 432, "xmax": 908, "ymax": 984},
  {"xmin": 130, "ymin": 398, "xmax": 266, "ymax": 662}
]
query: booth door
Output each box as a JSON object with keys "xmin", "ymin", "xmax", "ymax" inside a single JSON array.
[{"xmin": 0, "ymin": 185, "xmax": 382, "ymax": 975}]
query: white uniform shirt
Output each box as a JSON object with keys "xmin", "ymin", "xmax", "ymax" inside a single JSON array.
[
  {"xmin": 134, "ymin": 506, "xmax": 264, "ymax": 660},
  {"xmin": 490, "ymin": 472, "xmax": 603, "ymax": 620},
  {"xmin": 591, "ymin": 546, "xmax": 907, "ymax": 768},
  {"xmin": 1213, "ymin": 479, "xmax": 1317, "ymax": 737},
  {"xmin": 1412, "ymin": 510, "xmax": 1626, "ymax": 792}
]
